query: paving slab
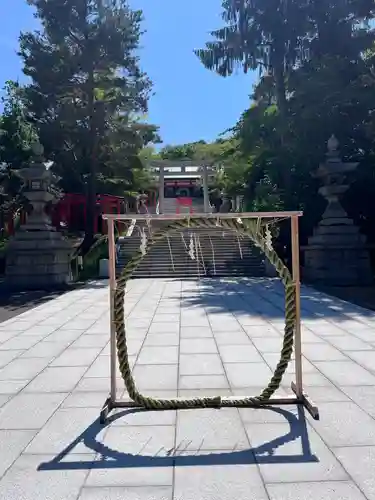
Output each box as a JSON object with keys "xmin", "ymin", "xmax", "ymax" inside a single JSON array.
[
  {"xmin": 0, "ymin": 277, "xmax": 375, "ymax": 499},
  {"xmin": 0, "ymin": 453, "xmax": 90, "ymax": 500},
  {"xmin": 0, "ymin": 393, "xmax": 67, "ymax": 430},
  {"xmin": 0, "ymin": 429, "xmax": 37, "ymax": 477},
  {"xmin": 174, "ymin": 460, "xmax": 268, "ymax": 500},
  {"xmin": 334, "ymin": 446, "xmax": 375, "ymax": 500},
  {"xmin": 266, "ymin": 481, "xmax": 367, "ymax": 500},
  {"xmin": 78, "ymin": 486, "xmax": 173, "ymax": 500}
]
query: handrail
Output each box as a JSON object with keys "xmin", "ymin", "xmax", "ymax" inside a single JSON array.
[
  {"xmin": 166, "ymin": 233, "xmax": 175, "ymax": 271},
  {"xmin": 197, "ymin": 235, "xmax": 206, "ymax": 276},
  {"xmin": 195, "ymin": 234, "xmax": 200, "ymax": 279},
  {"xmin": 126, "ymin": 219, "xmax": 136, "ymax": 237},
  {"xmin": 180, "ymin": 232, "xmax": 187, "ymax": 251},
  {"xmin": 237, "ymin": 233, "xmax": 243, "ymax": 260},
  {"xmin": 208, "ymin": 235, "xmax": 216, "ymax": 275}
]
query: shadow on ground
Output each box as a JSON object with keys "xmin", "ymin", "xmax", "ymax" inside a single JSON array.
[
  {"xmin": 38, "ymin": 406, "xmax": 318, "ymax": 472},
  {"xmin": 171, "ymin": 277, "xmax": 373, "ymax": 322},
  {"xmin": 314, "ymin": 283, "xmax": 375, "ymax": 312},
  {"xmin": 0, "ymin": 280, "xmax": 108, "ymax": 323}
]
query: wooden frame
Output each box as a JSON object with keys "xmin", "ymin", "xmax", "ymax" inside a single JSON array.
[{"xmin": 100, "ymin": 211, "xmax": 319, "ymax": 423}]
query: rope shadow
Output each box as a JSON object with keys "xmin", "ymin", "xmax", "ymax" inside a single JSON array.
[{"xmin": 38, "ymin": 406, "xmax": 318, "ymax": 472}]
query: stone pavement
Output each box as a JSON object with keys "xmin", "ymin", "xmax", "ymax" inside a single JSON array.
[{"xmin": 0, "ymin": 277, "xmax": 375, "ymax": 499}]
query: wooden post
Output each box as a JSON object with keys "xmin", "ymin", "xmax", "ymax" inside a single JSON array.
[
  {"xmin": 158, "ymin": 166, "xmax": 164, "ymax": 214},
  {"xmin": 108, "ymin": 218, "xmax": 117, "ymax": 401},
  {"xmin": 291, "ymin": 215, "xmax": 303, "ymax": 397},
  {"xmin": 202, "ymin": 164, "xmax": 210, "ymax": 213}
]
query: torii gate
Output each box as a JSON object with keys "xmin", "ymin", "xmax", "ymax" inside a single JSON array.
[{"xmin": 147, "ymin": 159, "xmax": 213, "ymax": 214}]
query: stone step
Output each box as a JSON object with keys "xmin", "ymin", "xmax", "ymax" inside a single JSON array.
[{"xmin": 115, "ymin": 222, "xmax": 266, "ymax": 279}]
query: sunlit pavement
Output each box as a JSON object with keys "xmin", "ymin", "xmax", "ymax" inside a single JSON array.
[{"xmin": 0, "ymin": 277, "xmax": 375, "ymax": 499}]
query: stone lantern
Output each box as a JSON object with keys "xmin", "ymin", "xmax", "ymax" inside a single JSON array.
[
  {"xmin": 219, "ymin": 191, "xmax": 233, "ymax": 213},
  {"xmin": 5, "ymin": 142, "xmax": 72, "ymax": 289},
  {"xmin": 302, "ymin": 135, "xmax": 372, "ymax": 285},
  {"xmin": 136, "ymin": 193, "xmax": 149, "ymax": 214},
  {"xmin": 18, "ymin": 142, "xmax": 55, "ymax": 230}
]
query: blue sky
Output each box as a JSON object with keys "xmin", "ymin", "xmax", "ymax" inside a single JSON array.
[{"xmin": 0, "ymin": 0, "xmax": 256, "ymax": 147}]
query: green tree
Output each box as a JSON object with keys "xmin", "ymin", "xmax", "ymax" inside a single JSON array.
[
  {"xmin": 196, "ymin": 0, "xmax": 375, "ymax": 145},
  {"xmin": 195, "ymin": 0, "xmax": 309, "ymax": 116},
  {"xmin": 306, "ymin": 0, "xmax": 375, "ymax": 59},
  {"xmin": 0, "ymin": 81, "xmax": 39, "ymax": 228},
  {"xmin": 0, "ymin": 81, "xmax": 38, "ymax": 169},
  {"xmin": 158, "ymin": 139, "xmax": 234, "ymax": 165},
  {"xmin": 19, "ymin": 0, "xmax": 156, "ymax": 242}
]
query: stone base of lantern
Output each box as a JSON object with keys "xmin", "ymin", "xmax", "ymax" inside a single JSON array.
[
  {"xmin": 302, "ymin": 220, "xmax": 373, "ymax": 286},
  {"xmin": 5, "ymin": 229, "xmax": 72, "ymax": 290}
]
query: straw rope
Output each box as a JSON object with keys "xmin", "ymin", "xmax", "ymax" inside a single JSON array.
[{"xmin": 113, "ymin": 217, "xmax": 296, "ymax": 409}]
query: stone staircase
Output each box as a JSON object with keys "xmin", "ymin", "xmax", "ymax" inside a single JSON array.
[
  {"xmin": 116, "ymin": 220, "xmax": 266, "ymax": 279},
  {"xmin": 160, "ymin": 197, "xmax": 205, "ymax": 215}
]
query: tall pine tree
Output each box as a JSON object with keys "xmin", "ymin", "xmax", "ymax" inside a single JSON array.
[{"xmin": 19, "ymin": 0, "xmax": 156, "ymax": 241}]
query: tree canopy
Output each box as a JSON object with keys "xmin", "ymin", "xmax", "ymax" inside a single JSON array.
[
  {"xmin": 2, "ymin": 0, "xmax": 375, "ymax": 254},
  {"xmin": 0, "ymin": 0, "xmax": 159, "ymax": 239},
  {"xmin": 193, "ymin": 0, "xmax": 375, "ymax": 246}
]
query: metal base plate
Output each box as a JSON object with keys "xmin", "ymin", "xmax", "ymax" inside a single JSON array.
[{"xmin": 291, "ymin": 382, "xmax": 320, "ymax": 420}]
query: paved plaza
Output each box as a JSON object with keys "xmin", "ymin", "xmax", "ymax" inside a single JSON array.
[{"xmin": 1, "ymin": 277, "xmax": 375, "ymax": 499}]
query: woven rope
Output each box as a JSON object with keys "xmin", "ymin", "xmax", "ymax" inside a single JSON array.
[{"xmin": 113, "ymin": 217, "xmax": 296, "ymax": 409}]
